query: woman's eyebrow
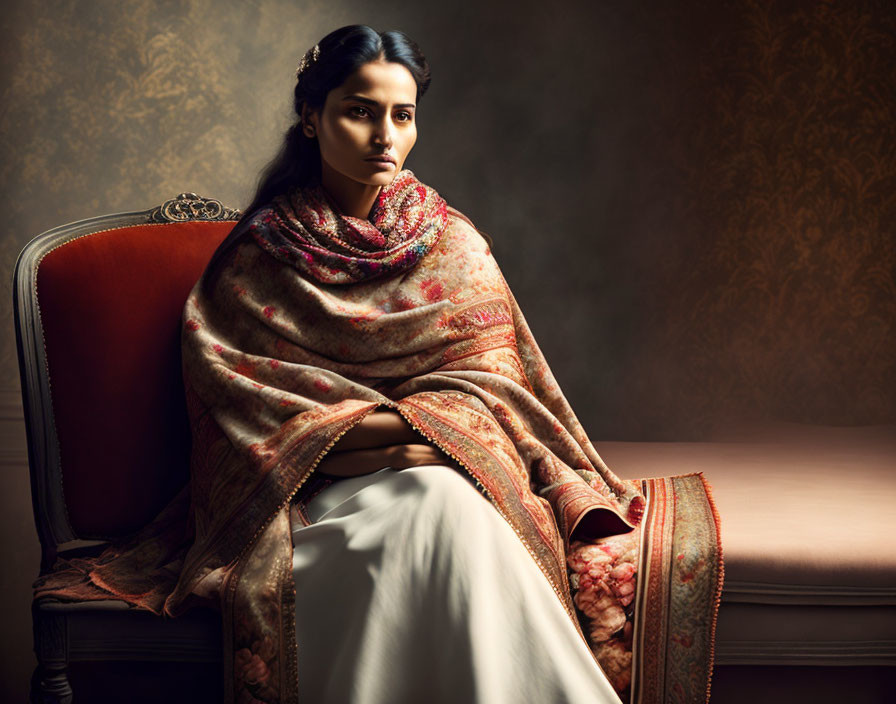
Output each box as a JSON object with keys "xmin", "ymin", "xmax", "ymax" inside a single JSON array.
[{"xmin": 341, "ymin": 94, "xmax": 416, "ymax": 109}]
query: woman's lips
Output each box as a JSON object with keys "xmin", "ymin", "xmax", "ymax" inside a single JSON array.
[{"xmin": 365, "ymin": 157, "xmax": 396, "ymax": 168}]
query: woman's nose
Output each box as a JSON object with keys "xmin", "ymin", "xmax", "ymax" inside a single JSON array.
[{"xmin": 372, "ymin": 118, "xmax": 394, "ymax": 147}]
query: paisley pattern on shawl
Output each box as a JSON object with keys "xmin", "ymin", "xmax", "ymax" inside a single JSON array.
[
  {"xmin": 251, "ymin": 169, "xmax": 449, "ymax": 284},
  {"xmin": 34, "ymin": 168, "xmax": 648, "ymax": 704}
]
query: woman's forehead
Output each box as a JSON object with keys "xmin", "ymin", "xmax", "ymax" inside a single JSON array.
[{"xmin": 334, "ymin": 60, "xmax": 417, "ymax": 105}]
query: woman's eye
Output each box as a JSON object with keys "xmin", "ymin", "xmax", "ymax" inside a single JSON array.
[{"xmin": 349, "ymin": 106, "xmax": 413, "ymax": 122}]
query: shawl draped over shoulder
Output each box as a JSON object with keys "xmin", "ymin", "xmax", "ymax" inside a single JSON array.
[
  {"xmin": 35, "ymin": 169, "xmax": 657, "ymax": 703},
  {"xmin": 179, "ymin": 169, "xmax": 645, "ymax": 701}
]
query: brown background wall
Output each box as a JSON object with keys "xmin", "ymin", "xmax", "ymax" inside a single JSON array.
[{"xmin": 2, "ymin": 0, "xmax": 894, "ymax": 697}]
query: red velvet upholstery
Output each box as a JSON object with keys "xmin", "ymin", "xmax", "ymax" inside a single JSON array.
[{"xmin": 36, "ymin": 221, "xmax": 233, "ymax": 537}]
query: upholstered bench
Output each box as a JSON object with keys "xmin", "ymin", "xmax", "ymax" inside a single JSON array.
[{"xmin": 605, "ymin": 422, "xmax": 896, "ymax": 703}]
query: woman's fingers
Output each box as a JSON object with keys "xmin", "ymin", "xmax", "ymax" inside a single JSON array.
[
  {"xmin": 392, "ymin": 443, "xmax": 451, "ymax": 468},
  {"xmin": 317, "ymin": 443, "xmax": 450, "ymax": 476},
  {"xmin": 328, "ymin": 409, "xmax": 422, "ymax": 451}
]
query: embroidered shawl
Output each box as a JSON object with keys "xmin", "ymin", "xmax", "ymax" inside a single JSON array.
[{"xmin": 33, "ymin": 169, "xmax": 722, "ymax": 704}]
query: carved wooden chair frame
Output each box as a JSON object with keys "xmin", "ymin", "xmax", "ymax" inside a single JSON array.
[{"xmin": 14, "ymin": 194, "xmax": 239, "ymax": 704}]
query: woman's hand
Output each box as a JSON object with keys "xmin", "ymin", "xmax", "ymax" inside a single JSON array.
[
  {"xmin": 385, "ymin": 442, "xmax": 452, "ymax": 469},
  {"xmin": 329, "ymin": 409, "xmax": 421, "ymax": 451},
  {"xmin": 316, "ymin": 443, "xmax": 452, "ymax": 477},
  {"xmin": 315, "ymin": 409, "xmax": 453, "ymax": 478}
]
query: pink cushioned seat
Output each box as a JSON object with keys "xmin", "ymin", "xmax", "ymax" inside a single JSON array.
[{"xmin": 603, "ymin": 423, "xmax": 896, "ymax": 670}]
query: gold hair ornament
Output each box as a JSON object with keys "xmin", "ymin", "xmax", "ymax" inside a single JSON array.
[{"xmin": 296, "ymin": 44, "xmax": 321, "ymax": 79}]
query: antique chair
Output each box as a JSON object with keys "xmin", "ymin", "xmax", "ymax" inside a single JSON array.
[{"xmin": 14, "ymin": 194, "xmax": 239, "ymax": 703}]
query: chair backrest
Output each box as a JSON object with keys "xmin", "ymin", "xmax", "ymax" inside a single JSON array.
[{"xmin": 14, "ymin": 193, "xmax": 239, "ymax": 571}]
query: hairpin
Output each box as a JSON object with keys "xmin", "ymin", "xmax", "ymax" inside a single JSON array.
[{"xmin": 296, "ymin": 44, "xmax": 321, "ymax": 79}]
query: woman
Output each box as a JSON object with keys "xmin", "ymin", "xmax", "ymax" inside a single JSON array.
[
  {"xmin": 28, "ymin": 24, "xmax": 725, "ymax": 704},
  {"xmin": 176, "ymin": 25, "xmax": 647, "ymax": 704}
]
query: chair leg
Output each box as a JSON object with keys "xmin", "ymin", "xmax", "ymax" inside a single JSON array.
[
  {"xmin": 30, "ymin": 662, "xmax": 73, "ymax": 704},
  {"xmin": 32, "ymin": 602, "xmax": 73, "ymax": 704}
]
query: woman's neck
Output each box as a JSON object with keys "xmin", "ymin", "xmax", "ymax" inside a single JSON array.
[{"xmin": 320, "ymin": 161, "xmax": 382, "ymax": 220}]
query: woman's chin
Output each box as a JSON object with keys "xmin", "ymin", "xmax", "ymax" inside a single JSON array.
[{"xmin": 361, "ymin": 170, "xmax": 399, "ymax": 187}]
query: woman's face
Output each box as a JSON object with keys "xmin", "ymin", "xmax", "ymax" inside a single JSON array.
[{"xmin": 304, "ymin": 59, "xmax": 418, "ymax": 189}]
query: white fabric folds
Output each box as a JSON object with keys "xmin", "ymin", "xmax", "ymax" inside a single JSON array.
[{"xmin": 291, "ymin": 464, "xmax": 623, "ymax": 704}]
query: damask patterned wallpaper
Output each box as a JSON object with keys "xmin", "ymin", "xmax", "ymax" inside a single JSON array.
[
  {"xmin": 611, "ymin": 0, "xmax": 895, "ymax": 437},
  {"xmin": 1, "ymin": 0, "xmax": 893, "ymax": 440}
]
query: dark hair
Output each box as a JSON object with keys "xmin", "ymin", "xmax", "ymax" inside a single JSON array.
[{"xmin": 202, "ymin": 25, "xmax": 432, "ymax": 292}]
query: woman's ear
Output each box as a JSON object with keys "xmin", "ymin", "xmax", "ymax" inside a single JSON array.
[{"xmin": 300, "ymin": 103, "xmax": 318, "ymax": 134}]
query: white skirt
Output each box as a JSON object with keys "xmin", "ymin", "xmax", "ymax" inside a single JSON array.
[{"xmin": 291, "ymin": 464, "xmax": 623, "ymax": 704}]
